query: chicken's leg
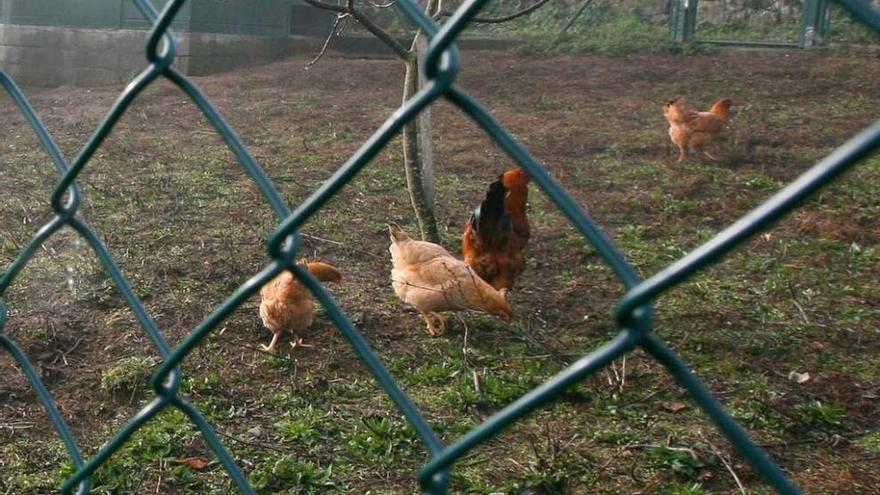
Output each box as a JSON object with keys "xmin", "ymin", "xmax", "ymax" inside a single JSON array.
[
  {"xmin": 261, "ymin": 331, "xmax": 281, "ymax": 354},
  {"xmin": 677, "ymin": 145, "xmax": 688, "ymax": 162},
  {"xmin": 421, "ymin": 312, "xmax": 447, "ymax": 336}
]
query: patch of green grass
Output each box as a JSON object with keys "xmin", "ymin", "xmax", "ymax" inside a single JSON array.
[
  {"xmin": 250, "ymin": 454, "xmax": 340, "ymax": 493},
  {"xmin": 827, "ymin": 5, "xmax": 880, "ymax": 44},
  {"xmin": 343, "ymin": 416, "xmax": 419, "ymax": 468},
  {"xmin": 90, "ymin": 408, "xmax": 213, "ymax": 493},
  {"xmin": 696, "ymin": 21, "xmax": 799, "ymax": 43},
  {"xmin": 275, "ymin": 404, "xmax": 335, "ymax": 448},
  {"xmin": 100, "ymin": 355, "xmax": 158, "ymax": 392},
  {"xmin": 853, "ymin": 432, "xmax": 880, "ymax": 454},
  {"xmin": 517, "ymin": 16, "xmax": 693, "ymax": 56},
  {"xmin": 742, "ymin": 173, "xmax": 784, "ymax": 192},
  {"xmin": 1, "ymin": 439, "xmax": 73, "ymax": 494},
  {"xmin": 795, "ymin": 400, "xmax": 849, "ymax": 428},
  {"xmin": 647, "ymin": 446, "xmax": 704, "ymax": 481}
]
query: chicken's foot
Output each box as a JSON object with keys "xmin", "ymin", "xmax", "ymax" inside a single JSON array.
[
  {"xmin": 290, "ymin": 337, "xmax": 314, "ymax": 350},
  {"xmin": 421, "ymin": 312, "xmax": 447, "ymax": 336},
  {"xmin": 261, "ymin": 332, "xmax": 281, "ymax": 354}
]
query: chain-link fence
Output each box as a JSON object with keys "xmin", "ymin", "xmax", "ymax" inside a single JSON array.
[{"xmin": 2, "ymin": 0, "xmax": 879, "ymax": 494}]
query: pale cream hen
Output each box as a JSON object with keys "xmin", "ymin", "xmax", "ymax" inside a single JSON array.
[{"xmin": 388, "ymin": 223, "xmax": 513, "ymax": 335}]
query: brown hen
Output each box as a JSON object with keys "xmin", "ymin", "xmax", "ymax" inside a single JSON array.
[
  {"xmin": 258, "ymin": 262, "xmax": 342, "ymax": 353},
  {"xmin": 663, "ymin": 97, "xmax": 734, "ymax": 162}
]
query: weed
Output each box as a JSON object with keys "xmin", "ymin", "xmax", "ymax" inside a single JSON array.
[
  {"xmin": 100, "ymin": 355, "xmax": 159, "ymax": 392},
  {"xmin": 648, "ymin": 446, "xmax": 705, "ymax": 481},
  {"xmin": 853, "ymin": 432, "xmax": 880, "ymax": 454},
  {"xmin": 344, "ymin": 416, "xmax": 419, "ymax": 467},
  {"xmin": 250, "ymin": 454, "xmax": 339, "ymax": 493},
  {"xmin": 795, "ymin": 400, "xmax": 849, "ymax": 428}
]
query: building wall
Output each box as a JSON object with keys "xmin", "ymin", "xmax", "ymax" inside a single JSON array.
[
  {"xmin": 0, "ymin": 0, "xmax": 298, "ymax": 85},
  {"xmin": 1, "ymin": 0, "xmax": 192, "ymax": 30}
]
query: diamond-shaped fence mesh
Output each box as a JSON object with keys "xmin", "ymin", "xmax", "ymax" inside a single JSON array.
[{"xmin": 1, "ymin": 0, "xmax": 879, "ymax": 494}]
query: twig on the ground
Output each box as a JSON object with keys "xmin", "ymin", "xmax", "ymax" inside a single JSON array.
[
  {"xmin": 301, "ymin": 232, "xmax": 383, "ymax": 259},
  {"xmin": 213, "ymin": 335, "xmax": 300, "ymax": 365},
  {"xmin": 759, "ymin": 429, "xmax": 873, "ymax": 449},
  {"xmin": 460, "ymin": 314, "xmax": 471, "ymax": 369},
  {"xmin": 596, "ymin": 419, "xmax": 658, "ymax": 473},
  {"xmin": 155, "ymin": 458, "xmax": 163, "ymax": 494},
  {"xmin": 628, "ymin": 444, "xmax": 700, "ymax": 460},
  {"xmin": 793, "ymin": 300, "xmax": 810, "ymax": 324},
  {"xmin": 620, "ymin": 382, "xmax": 674, "ymax": 407},
  {"xmin": 215, "ymin": 429, "xmax": 289, "ymax": 453},
  {"xmin": 300, "ymin": 232, "xmax": 344, "ymax": 246},
  {"xmin": 53, "ymin": 335, "xmax": 85, "ymax": 365},
  {"xmin": 763, "ymin": 320, "xmax": 829, "ymax": 329},
  {"xmin": 0, "ymin": 421, "xmax": 36, "ymax": 430},
  {"xmin": 508, "ymin": 316, "xmax": 569, "ymax": 366},
  {"xmin": 700, "ymin": 432, "xmax": 747, "ymax": 495}
]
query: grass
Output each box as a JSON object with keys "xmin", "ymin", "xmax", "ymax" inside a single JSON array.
[
  {"xmin": 1, "ymin": 46, "xmax": 879, "ymax": 495},
  {"xmin": 516, "ymin": 15, "xmax": 696, "ymax": 56},
  {"xmin": 100, "ymin": 355, "xmax": 159, "ymax": 392}
]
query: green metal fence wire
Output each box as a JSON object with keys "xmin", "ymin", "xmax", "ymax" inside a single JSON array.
[{"xmin": 1, "ymin": 0, "xmax": 878, "ymax": 493}]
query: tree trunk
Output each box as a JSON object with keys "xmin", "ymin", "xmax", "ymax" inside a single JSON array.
[{"xmin": 401, "ymin": 32, "xmax": 440, "ymax": 243}]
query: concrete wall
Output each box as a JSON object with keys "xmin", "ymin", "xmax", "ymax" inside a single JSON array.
[
  {"xmin": 1, "ymin": 0, "xmax": 192, "ymax": 30},
  {"xmin": 0, "ymin": 24, "xmax": 154, "ymax": 85},
  {"xmin": 0, "ymin": 0, "xmax": 300, "ymax": 85},
  {"xmin": 0, "ymin": 23, "xmax": 330, "ymax": 85},
  {"xmin": 0, "ymin": 0, "xmax": 520, "ymax": 86}
]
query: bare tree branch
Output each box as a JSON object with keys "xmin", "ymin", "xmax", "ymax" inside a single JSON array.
[
  {"xmin": 365, "ymin": 0, "xmax": 396, "ymax": 7},
  {"xmin": 303, "ymin": 0, "xmax": 411, "ymax": 60},
  {"xmin": 306, "ymin": 14, "xmax": 347, "ymax": 70},
  {"xmin": 439, "ymin": 0, "xmax": 551, "ymax": 24},
  {"xmin": 302, "ymin": 0, "xmax": 345, "ymax": 13}
]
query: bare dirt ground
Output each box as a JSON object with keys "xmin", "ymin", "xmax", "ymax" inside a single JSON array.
[{"xmin": 1, "ymin": 48, "xmax": 879, "ymax": 494}]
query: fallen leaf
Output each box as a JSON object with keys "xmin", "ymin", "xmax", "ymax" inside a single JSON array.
[
  {"xmin": 172, "ymin": 457, "xmax": 209, "ymax": 470},
  {"xmin": 788, "ymin": 371, "xmax": 810, "ymax": 384},
  {"xmin": 660, "ymin": 401, "xmax": 688, "ymax": 413}
]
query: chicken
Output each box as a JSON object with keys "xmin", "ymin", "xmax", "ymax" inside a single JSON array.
[
  {"xmin": 663, "ymin": 97, "xmax": 734, "ymax": 162},
  {"xmin": 461, "ymin": 167, "xmax": 531, "ymax": 290},
  {"xmin": 389, "ymin": 223, "xmax": 513, "ymax": 336},
  {"xmin": 258, "ymin": 261, "xmax": 342, "ymax": 353}
]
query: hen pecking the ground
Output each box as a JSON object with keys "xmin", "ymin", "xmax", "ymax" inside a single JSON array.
[
  {"xmin": 389, "ymin": 223, "xmax": 513, "ymax": 336},
  {"xmin": 258, "ymin": 261, "xmax": 342, "ymax": 353}
]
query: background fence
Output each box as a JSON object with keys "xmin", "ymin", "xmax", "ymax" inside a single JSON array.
[{"xmin": 2, "ymin": 0, "xmax": 879, "ymax": 494}]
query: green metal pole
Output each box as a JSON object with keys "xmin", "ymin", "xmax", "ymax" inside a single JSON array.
[
  {"xmin": 800, "ymin": 0, "xmax": 830, "ymax": 47},
  {"xmin": 671, "ymin": 0, "xmax": 699, "ymax": 44}
]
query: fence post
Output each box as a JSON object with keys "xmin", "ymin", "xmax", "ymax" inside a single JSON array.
[
  {"xmin": 800, "ymin": 0, "xmax": 830, "ymax": 47},
  {"xmin": 670, "ymin": 0, "xmax": 698, "ymax": 43}
]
